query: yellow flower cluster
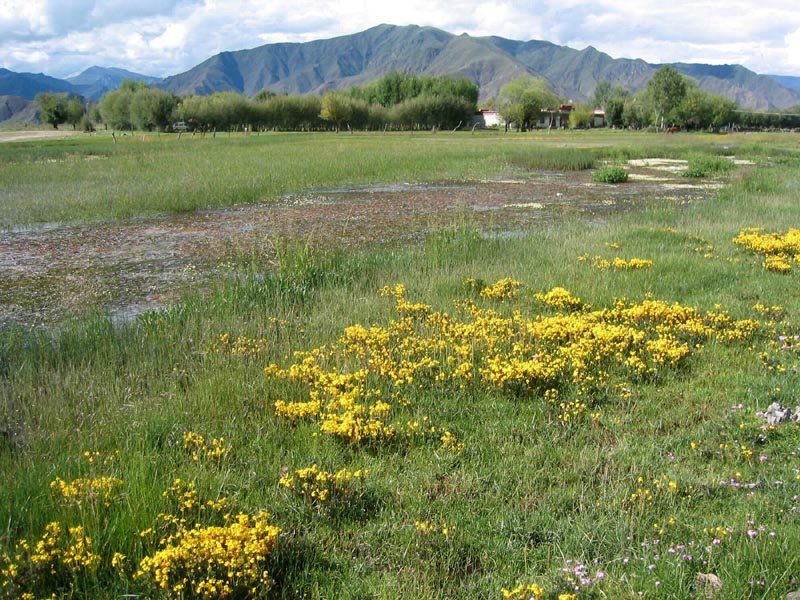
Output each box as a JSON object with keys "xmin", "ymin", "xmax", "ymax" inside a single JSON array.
[
  {"xmin": 501, "ymin": 582, "xmax": 546, "ymax": 600},
  {"xmin": 82, "ymin": 449, "xmax": 119, "ymax": 466},
  {"xmin": 439, "ymin": 429, "xmax": 467, "ymax": 453},
  {"xmin": 733, "ymin": 227, "xmax": 800, "ymax": 273},
  {"xmin": 1, "ymin": 522, "xmax": 101, "ymax": 598},
  {"xmin": 479, "ymin": 277, "xmax": 522, "ymax": 300},
  {"xmin": 763, "ymin": 254, "xmax": 793, "ymax": 273},
  {"xmin": 135, "ymin": 512, "xmax": 280, "ymax": 599},
  {"xmin": 752, "ymin": 303, "xmax": 785, "ymax": 324},
  {"xmin": 162, "ymin": 478, "xmax": 228, "ymax": 518},
  {"xmin": 49, "ymin": 476, "xmax": 123, "ymax": 508},
  {"xmin": 626, "ymin": 474, "xmax": 680, "ymax": 509},
  {"xmin": 182, "ymin": 431, "xmax": 229, "ymax": 462},
  {"xmin": 414, "ymin": 519, "xmax": 455, "ymax": 540},
  {"xmin": 211, "ymin": 332, "xmax": 268, "ymax": 356},
  {"xmin": 279, "ymin": 464, "xmax": 368, "ymax": 505},
  {"xmin": 580, "ymin": 255, "xmax": 654, "ymax": 270},
  {"xmin": 534, "ymin": 286, "xmax": 585, "ymax": 311},
  {"xmin": 268, "ymin": 282, "xmax": 762, "ymax": 444}
]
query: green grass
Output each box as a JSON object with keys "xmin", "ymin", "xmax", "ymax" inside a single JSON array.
[
  {"xmin": 0, "ymin": 128, "xmax": 784, "ymax": 228},
  {"xmin": 1, "ymin": 132, "xmax": 800, "ymax": 599},
  {"xmin": 592, "ymin": 165, "xmax": 629, "ymax": 183}
]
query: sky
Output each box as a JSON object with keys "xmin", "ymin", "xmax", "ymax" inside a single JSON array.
[{"xmin": 1, "ymin": 0, "xmax": 800, "ymax": 80}]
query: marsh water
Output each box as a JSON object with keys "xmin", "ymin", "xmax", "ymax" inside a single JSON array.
[{"xmin": 0, "ymin": 159, "xmax": 721, "ymax": 325}]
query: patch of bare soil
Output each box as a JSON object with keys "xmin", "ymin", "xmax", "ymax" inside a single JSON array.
[
  {"xmin": 0, "ymin": 160, "xmax": 716, "ymax": 324},
  {"xmin": 0, "ymin": 130, "xmax": 79, "ymax": 143}
]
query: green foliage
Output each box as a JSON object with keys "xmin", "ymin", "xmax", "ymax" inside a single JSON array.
[
  {"xmin": 65, "ymin": 97, "xmax": 86, "ymax": 130},
  {"xmin": 35, "ymin": 92, "xmax": 69, "ymax": 129},
  {"xmin": 498, "ymin": 76, "xmax": 561, "ymax": 131},
  {"xmin": 568, "ymin": 102, "xmax": 594, "ymax": 129},
  {"xmin": 592, "ymin": 165, "xmax": 629, "ymax": 183},
  {"xmin": 390, "ymin": 94, "xmax": 475, "ymax": 129},
  {"xmin": 646, "ymin": 66, "xmax": 689, "ymax": 126},
  {"xmin": 355, "ymin": 71, "xmax": 479, "ymax": 108},
  {"xmin": 129, "ymin": 88, "xmax": 179, "ymax": 131},
  {"xmin": 592, "ymin": 79, "xmax": 630, "ymax": 111},
  {"xmin": 681, "ymin": 153, "xmax": 735, "ymax": 178},
  {"xmin": 98, "ymin": 87, "xmax": 134, "ymax": 130},
  {"xmin": 252, "ymin": 88, "xmax": 276, "ymax": 102},
  {"xmin": 320, "ymin": 91, "xmax": 355, "ymax": 131}
]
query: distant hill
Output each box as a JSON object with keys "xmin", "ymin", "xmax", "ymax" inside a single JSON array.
[
  {"xmin": 663, "ymin": 63, "xmax": 800, "ymax": 111},
  {"xmin": 0, "ymin": 68, "xmax": 78, "ymax": 101},
  {"xmin": 0, "ymin": 95, "xmax": 39, "ymax": 123},
  {"xmin": 768, "ymin": 74, "xmax": 800, "ymax": 93},
  {"xmin": 0, "ymin": 66, "xmax": 160, "ymax": 123},
  {"xmin": 67, "ymin": 66, "xmax": 160, "ymax": 100},
  {"xmin": 158, "ymin": 24, "xmax": 800, "ymax": 110},
  {"xmin": 3, "ymin": 24, "xmax": 800, "ymax": 125}
]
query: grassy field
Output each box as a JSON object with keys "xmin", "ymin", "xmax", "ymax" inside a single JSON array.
[
  {"xmin": 1, "ymin": 130, "xmax": 799, "ymax": 599},
  {"xmin": 0, "ymin": 128, "xmax": 774, "ymax": 228}
]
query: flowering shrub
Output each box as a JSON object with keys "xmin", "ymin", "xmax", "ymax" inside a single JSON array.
[
  {"xmin": 479, "ymin": 278, "xmax": 522, "ymax": 300},
  {"xmin": 50, "ymin": 476, "xmax": 123, "ymax": 508},
  {"xmin": 1, "ymin": 522, "xmax": 100, "ymax": 598},
  {"xmin": 501, "ymin": 583, "xmax": 547, "ymax": 599},
  {"xmin": 267, "ymin": 282, "xmax": 761, "ymax": 447},
  {"xmin": 534, "ymin": 286, "xmax": 585, "ymax": 311},
  {"xmin": 279, "ymin": 464, "xmax": 368, "ymax": 507},
  {"xmin": 579, "ymin": 254, "xmax": 654, "ymax": 270},
  {"xmin": 182, "ymin": 431, "xmax": 230, "ymax": 462},
  {"xmin": 733, "ymin": 227, "xmax": 800, "ymax": 273},
  {"xmin": 135, "ymin": 512, "xmax": 280, "ymax": 599},
  {"xmin": 211, "ymin": 332, "xmax": 268, "ymax": 356}
]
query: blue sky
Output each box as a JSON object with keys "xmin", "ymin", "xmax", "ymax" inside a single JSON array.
[{"xmin": 1, "ymin": 0, "xmax": 799, "ymax": 79}]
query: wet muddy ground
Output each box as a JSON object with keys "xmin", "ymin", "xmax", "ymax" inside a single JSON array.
[{"xmin": 0, "ymin": 159, "xmax": 722, "ymax": 325}]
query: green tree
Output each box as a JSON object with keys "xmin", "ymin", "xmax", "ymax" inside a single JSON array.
[
  {"xmin": 252, "ymin": 89, "xmax": 276, "ymax": 103},
  {"xmin": 130, "ymin": 88, "xmax": 179, "ymax": 131},
  {"xmin": 89, "ymin": 104, "xmax": 102, "ymax": 127},
  {"xmin": 98, "ymin": 87, "xmax": 134, "ymax": 130},
  {"xmin": 591, "ymin": 80, "xmax": 613, "ymax": 109},
  {"xmin": 568, "ymin": 102, "xmax": 594, "ymax": 129},
  {"xmin": 605, "ymin": 97, "xmax": 625, "ymax": 128},
  {"xmin": 65, "ymin": 96, "xmax": 85, "ymax": 130},
  {"xmin": 621, "ymin": 97, "xmax": 648, "ymax": 129},
  {"xmin": 708, "ymin": 94, "xmax": 737, "ymax": 130},
  {"xmin": 498, "ymin": 76, "xmax": 560, "ymax": 131},
  {"xmin": 646, "ymin": 66, "xmax": 688, "ymax": 128},
  {"xmin": 35, "ymin": 93, "xmax": 68, "ymax": 129},
  {"xmin": 320, "ymin": 91, "xmax": 353, "ymax": 132}
]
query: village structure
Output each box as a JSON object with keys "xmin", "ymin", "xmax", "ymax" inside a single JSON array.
[{"xmin": 473, "ymin": 105, "xmax": 606, "ymax": 129}]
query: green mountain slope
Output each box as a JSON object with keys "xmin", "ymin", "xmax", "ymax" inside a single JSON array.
[{"xmin": 158, "ymin": 24, "xmax": 800, "ymax": 110}]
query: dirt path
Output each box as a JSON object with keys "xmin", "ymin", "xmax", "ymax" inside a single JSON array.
[
  {"xmin": 0, "ymin": 130, "xmax": 78, "ymax": 143},
  {"xmin": 0, "ymin": 161, "xmax": 719, "ymax": 325}
]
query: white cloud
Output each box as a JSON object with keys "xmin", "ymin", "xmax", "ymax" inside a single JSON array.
[
  {"xmin": 2, "ymin": 0, "xmax": 800, "ymax": 79},
  {"xmin": 785, "ymin": 27, "xmax": 800, "ymax": 71}
]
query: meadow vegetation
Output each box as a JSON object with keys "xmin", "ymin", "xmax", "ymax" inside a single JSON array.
[
  {"xmin": 0, "ymin": 128, "xmax": 757, "ymax": 228},
  {"xmin": 1, "ymin": 130, "xmax": 799, "ymax": 599}
]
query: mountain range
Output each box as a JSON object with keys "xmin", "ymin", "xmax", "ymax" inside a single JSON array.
[{"xmin": 2, "ymin": 24, "xmax": 800, "ymax": 125}]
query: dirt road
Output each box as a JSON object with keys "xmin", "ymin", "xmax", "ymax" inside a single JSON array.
[{"xmin": 0, "ymin": 130, "xmax": 78, "ymax": 143}]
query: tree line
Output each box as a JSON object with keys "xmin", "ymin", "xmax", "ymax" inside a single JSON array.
[
  {"xmin": 590, "ymin": 66, "xmax": 800, "ymax": 131},
  {"xmin": 35, "ymin": 73, "xmax": 480, "ymax": 133},
  {"xmin": 35, "ymin": 67, "xmax": 800, "ymax": 133}
]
